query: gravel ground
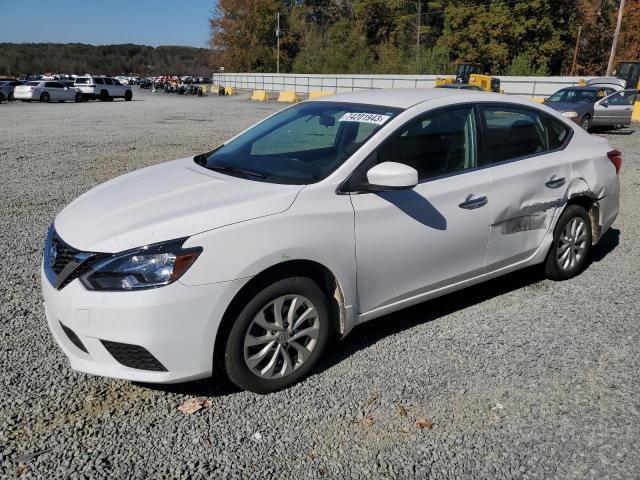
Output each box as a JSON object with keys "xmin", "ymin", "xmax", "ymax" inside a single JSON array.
[{"xmin": 1, "ymin": 90, "xmax": 639, "ymax": 480}]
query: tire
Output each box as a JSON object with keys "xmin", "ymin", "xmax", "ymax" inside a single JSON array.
[
  {"xmin": 223, "ymin": 277, "xmax": 331, "ymax": 394},
  {"xmin": 8, "ymin": 92, "xmax": 14, "ymax": 101},
  {"xmin": 124, "ymin": 90, "xmax": 132, "ymax": 101},
  {"xmin": 99, "ymin": 90, "xmax": 109, "ymax": 102},
  {"xmin": 544, "ymin": 204, "xmax": 592, "ymax": 280},
  {"xmin": 580, "ymin": 115, "xmax": 591, "ymax": 131},
  {"xmin": 40, "ymin": 92, "xmax": 50, "ymax": 103}
]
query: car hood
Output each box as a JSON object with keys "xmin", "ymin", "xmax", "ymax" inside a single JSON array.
[
  {"xmin": 55, "ymin": 157, "xmax": 304, "ymax": 252},
  {"xmin": 543, "ymin": 101, "xmax": 591, "ymax": 113}
]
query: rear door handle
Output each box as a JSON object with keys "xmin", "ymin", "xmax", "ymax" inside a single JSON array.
[
  {"xmin": 545, "ymin": 177, "xmax": 566, "ymax": 189},
  {"xmin": 459, "ymin": 195, "xmax": 488, "ymax": 210}
]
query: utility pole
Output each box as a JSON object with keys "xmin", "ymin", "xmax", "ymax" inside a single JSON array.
[
  {"xmin": 570, "ymin": 25, "xmax": 582, "ymax": 76},
  {"xmin": 606, "ymin": 0, "xmax": 625, "ymax": 76},
  {"xmin": 276, "ymin": 12, "xmax": 281, "ymax": 74},
  {"xmin": 416, "ymin": 1, "xmax": 422, "ymax": 59}
]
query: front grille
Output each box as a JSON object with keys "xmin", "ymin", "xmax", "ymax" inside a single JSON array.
[
  {"xmin": 46, "ymin": 230, "xmax": 103, "ymax": 289},
  {"xmin": 60, "ymin": 322, "xmax": 88, "ymax": 353},
  {"xmin": 101, "ymin": 340, "xmax": 168, "ymax": 372}
]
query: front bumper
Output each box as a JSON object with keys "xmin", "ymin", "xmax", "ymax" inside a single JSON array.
[{"xmin": 42, "ymin": 266, "xmax": 247, "ymax": 383}]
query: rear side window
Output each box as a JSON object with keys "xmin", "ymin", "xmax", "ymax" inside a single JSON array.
[
  {"xmin": 482, "ymin": 106, "xmax": 548, "ymax": 163},
  {"xmin": 377, "ymin": 105, "xmax": 477, "ymax": 181},
  {"xmin": 75, "ymin": 78, "xmax": 90, "ymax": 84},
  {"xmin": 104, "ymin": 78, "xmax": 113, "ymax": 85},
  {"xmin": 45, "ymin": 82, "xmax": 58, "ymax": 88},
  {"xmin": 546, "ymin": 116, "xmax": 571, "ymax": 150},
  {"xmin": 94, "ymin": 78, "xmax": 104, "ymax": 85}
]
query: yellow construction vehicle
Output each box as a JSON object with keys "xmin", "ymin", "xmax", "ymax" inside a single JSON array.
[{"xmin": 435, "ymin": 63, "xmax": 501, "ymax": 93}]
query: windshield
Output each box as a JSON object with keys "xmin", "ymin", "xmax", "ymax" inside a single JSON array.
[
  {"xmin": 197, "ymin": 101, "xmax": 401, "ymax": 185},
  {"xmin": 547, "ymin": 89, "xmax": 597, "ymax": 104}
]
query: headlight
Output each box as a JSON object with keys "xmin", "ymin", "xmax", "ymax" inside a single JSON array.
[
  {"xmin": 561, "ymin": 111, "xmax": 578, "ymax": 118},
  {"xmin": 81, "ymin": 238, "xmax": 201, "ymax": 291}
]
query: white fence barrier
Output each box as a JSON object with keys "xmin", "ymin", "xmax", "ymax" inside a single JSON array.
[{"xmin": 212, "ymin": 73, "xmax": 593, "ymax": 98}]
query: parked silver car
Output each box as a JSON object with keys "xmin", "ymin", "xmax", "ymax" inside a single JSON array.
[
  {"xmin": 13, "ymin": 81, "xmax": 83, "ymax": 103},
  {"xmin": 0, "ymin": 80, "xmax": 26, "ymax": 101}
]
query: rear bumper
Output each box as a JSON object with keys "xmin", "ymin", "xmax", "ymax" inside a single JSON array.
[
  {"xmin": 42, "ymin": 265, "xmax": 248, "ymax": 383},
  {"xmin": 13, "ymin": 90, "xmax": 37, "ymax": 100}
]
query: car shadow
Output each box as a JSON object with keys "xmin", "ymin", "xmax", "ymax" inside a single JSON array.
[{"xmin": 142, "ymin": 228, "xmax": 620, "ymax": 398}]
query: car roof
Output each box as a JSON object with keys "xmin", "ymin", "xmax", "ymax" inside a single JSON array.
[
  {"xmin": 311, "ymin": 88, "xmax": 509, "ymax": 109},
  {"xmin": 557, "ymin": 86, "xmax": 604, "ymax": 92}
]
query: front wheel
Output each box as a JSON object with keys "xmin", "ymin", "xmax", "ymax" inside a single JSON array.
[
  {"xmin": 40, "ymin": 92, "xmax": 50, "ymax": 103},
  {"xmin": 124, "ymin": 90, "xmax": 132, "ymax": 101},
  {"xmin": 223, "ymin": 277, "xmax": 331, "ymax": 393},
  {"xmin": 75, "ymin": 92, "xmax": 83, "ymax": 102},
  {"xmin": 545, "ymin": 205, "xmax": 592, "ymax": 280},
  {"xmin": 580, "ymin": 115, "xmax": 591, "ymax": 131}
]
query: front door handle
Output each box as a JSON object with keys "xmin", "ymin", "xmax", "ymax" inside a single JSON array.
[
  {"xmin": 459, "ymin": 195, "xmax": 488, "ymax": 210},
  {"xmin": 545, "ymin": 176, "xmax": 566, "ymax": 189}
]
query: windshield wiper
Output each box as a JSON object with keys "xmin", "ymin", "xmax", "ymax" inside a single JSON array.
[{"xmin": 206, "ymin": 164, "xmax": 268, "ymax": 179}]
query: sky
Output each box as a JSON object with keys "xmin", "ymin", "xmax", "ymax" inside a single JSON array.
[{"xmin": 0, "ymin": 0, "xmax": 214, "ymax": 48}]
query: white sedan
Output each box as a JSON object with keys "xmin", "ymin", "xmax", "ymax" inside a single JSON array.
[
  {"xmin": 42, "ymin": 89, "xmax": 620, "ymax": 393},
  {"xmin": 14, "ymin": 80, "xmax": 82, "ymax": 103}
]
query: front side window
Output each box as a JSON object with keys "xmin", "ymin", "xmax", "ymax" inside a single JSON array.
[
  {"xmin": 104, "ymin": 78, "xmax": 113, "ymax": 85},
  {"xmin": 547, "ymin": 89, "xmax": 597, "ymax": 104},
  {"xmin": 606, "ymin": 90, "xmax": 637, "ymax": 106},
  {"xmin": 376, "ymin": 106, "xmax": 477, "ymax": 181},
  {"xmin": 199, "ymin": 102, "xmax": 400, "ymax": 185},
  {"xmin": 483, "ymin": 106, "xmax": 549, "ymax": 163},
  {"xmin": 75, "ymin": 77, "xmax": 90, "ymax": 85}
]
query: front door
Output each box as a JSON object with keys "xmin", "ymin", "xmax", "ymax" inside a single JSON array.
[
  {"xmin": 593, "ymin": 90, "xmax": 639, "ymax": 127},
  {"xmin": 350, "ymin": 105, "xmax": 492, "ymax": 314},
  {"xmin": 480, "ymin": 104, "xmax": 573, "ymax": 270}
]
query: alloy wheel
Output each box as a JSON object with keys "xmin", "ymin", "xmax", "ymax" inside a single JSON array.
[
  {"xmin": 557, "ymin": 217, "xmax": 588, "ymax": 271},
  {"xmin": 243, "ymin": 294, "xmax": 320, "ymax": 380}
]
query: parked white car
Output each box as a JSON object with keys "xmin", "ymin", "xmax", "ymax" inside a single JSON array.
[
  {"xmin": 74, "ymin": 76, "xmax": 133, "ymax": 101},
  {"xmin": 13, "ymin": 81, "xmax": 82, "ymax": 103},
  {"xmin": 42, "ymin": 89, "xmax": 620, "ymax": 393}
]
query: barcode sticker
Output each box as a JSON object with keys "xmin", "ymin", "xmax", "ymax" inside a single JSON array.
[{"xmin": 338, "ymin": 112, "xmax": 391, "ymax": 125}]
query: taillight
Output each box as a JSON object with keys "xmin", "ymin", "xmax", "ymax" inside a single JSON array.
[{"xmin": 607, "ymin": 149, "xmax": 622, "ymax": 174}]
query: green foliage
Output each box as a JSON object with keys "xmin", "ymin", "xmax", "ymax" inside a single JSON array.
[
  {"xmin": 502, "ymin": 54, "xmax": 550, "ymax": 76},
  {"xmin": 0, "ymin": 43, "xmax": 211, "ymax": 76},
  {"xmin": 410, "ymin": 46, "xmax": 454, "ymax": 75}
]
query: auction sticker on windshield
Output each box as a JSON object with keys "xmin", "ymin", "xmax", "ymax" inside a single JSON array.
[{"xmin": 339, "ymin": 112, "xmax": 391, "ymax": 125}]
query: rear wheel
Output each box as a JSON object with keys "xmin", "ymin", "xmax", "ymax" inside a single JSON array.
[
  {"xmin": 40, "ymin": 92, "xmax": 50, "ymax": 103},
  {"xmin": 544, "ymin": 204, "xmax": 592, "ymax": 280},
  {"xmin": 580, "ymin": 115, "xmax": 591, "ymax": 131},
  {"xmin": 124, "ymin": 90, "xmax": 132, "ymax": 101},
  {"xmin": 74, "ymin": 92, "xmax": 82, "ymax": 102},
  {"xmin": 8, "ymin": 92, "xmax": 14, "ymax": 101},
  {"xmin": 223, "ymin": 277, "xmax": 331, "ymax": 393}
]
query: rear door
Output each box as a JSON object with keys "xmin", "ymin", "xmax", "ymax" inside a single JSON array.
[
  {"xmin": 481, "ymin": 104, "xmax": 572, "ymax": 271},
  {"xmin": 593, "ymin": 90, "xmax": 638, "ymax": 126}
]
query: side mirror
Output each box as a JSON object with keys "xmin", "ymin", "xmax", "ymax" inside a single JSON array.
[{"xmin": 366, "ymin": 162, "xmax": 418, "ymax": 191}]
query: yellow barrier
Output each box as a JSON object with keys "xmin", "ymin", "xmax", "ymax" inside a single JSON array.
[
  {"xmin": 251, "ymin": 90, "xmax": 269, "ymax": 101},
  {"xmin": 632, "ymin": 100, "xmax": 640, "ymax": 123},
  {"xmin": 224, "ymin": 86, "xmax": 236, "ymax": 96},
  {"xmin": 277, "ymin": 90, "xmax": 300, "ymax": 103},
  {"xmin": 308, "ymin": 91, "xmax": 334, "ymax": 100},
  {"xmin": 530, "ymin": 97, "xmax": 546, "ymax": 103}
]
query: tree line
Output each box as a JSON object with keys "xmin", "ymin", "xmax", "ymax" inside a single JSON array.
[
  {"xmin": 0, "ymin": 43, "xmax": 213, "ymax": 77},
  {"xmin": 210, "ymin": 0, "xmax": 640, "ymax": 76}
]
